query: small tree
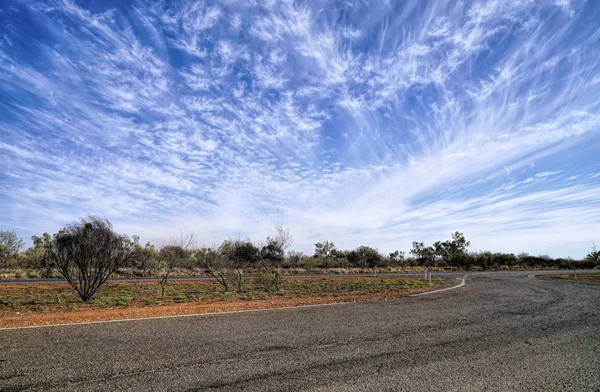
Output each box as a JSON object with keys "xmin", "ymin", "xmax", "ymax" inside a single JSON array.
[
  {"xmin": 314, "ymin": 241, "xmax": 336, "ymax": 268},
  {"xmin": 434, "ymin": 232, "xmax": 471, "ymax": 269},
  {"xmin": 345, "ymin": 246, "xmax": 384, "ymax": 272},
  {"xmin": 388, "ymin": 250, "xmax": 405, "ymax": 266},
  {"xmin": 48, "ymin": 216, "xmax": 131, "ymax": 302},
  {"xmin": 286, "ymin": 250, "xmax": 304, "ymax": 268},
  {"xmin": 259, "ymin": 225, "xmax": 293, "ymax": 291},
  {"xmin": 516, "ymin": 252, "xmax": 530, "ymax": 265},
  {"xmin": 157, "ymin": 245, "xmax": 186, "ymax": 297},
  {"xmin": 260, "ymin": 238, "xmax": 284, "ymax": 290},
  {"xmin": 198, "ymin": 245, "xmax": 231, "ymax": 292},
  {"xmin": 0, "ymin": 230, "xmax": 25, "ymax": 266},
  {"xmin": 128, "ymin": 235, "xmax": 157, "ymax": 276},
  {"xmin": 586, "ymin": 243, "xmax": 599, "ymax": 265},
  {"xmin": 22, "ymin": 233, "xmax": 52, "ymax": 272},
  {"xmin": 557, "ymin": 258, "xmax": 577, "ymax": 278},
  {"xmin": 473, "ymin": 251, "xmax": 495, "ymax": 270},
  {"xmin": 411, "ymin": 242, "xmax": 436, "ymax": 265},
  {"xmin": 157, "ymin": 232, "xmax": 195, "ymax": 297},
  {"xmin": 411, "ymin": 241, "xmax": 436, "ymax": 284},
  {"xmin": 220, "ymin": 238, "xmax": 260, "ymax": 292},
  {"xmin": 274, "ymin": 225, "xmax": 294, "ymax": 252}
]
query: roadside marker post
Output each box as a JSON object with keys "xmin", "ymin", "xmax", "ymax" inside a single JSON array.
[{"xmin": 424, "ymin": 266, "xmax": 432, "ymax": 285}]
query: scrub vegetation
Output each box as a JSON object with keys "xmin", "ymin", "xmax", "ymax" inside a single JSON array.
[
  {"xmin": 538, "ymin": 272, "xmax": 600, "ymax": 282},
  {"xmin": 0, "ymin": 216, "xmax": 598, "ymax": 303},
  {"xmin": 0, "ymin": 277, "xmax": 438, "ymax": 314}
]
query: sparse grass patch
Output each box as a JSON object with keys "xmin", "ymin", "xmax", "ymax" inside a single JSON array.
[
  {"xmin": 172, "ymin": 295, "xmax": 188, "ymax": 303},
  {"xmin": 89, "ymin": 297, "xmax": 111, "ymax": 307},
  {"xmin": 0, "ymin": 276, "xmax": 444, "ymax": 315},
  {"xmin": 114, "ymin": 296, "xmax": 132, "ymax": 306},
  {"xmin": 26, "ymin": 270, "xmax": 41, "ymax": 279},
  {"xmin": 539, "ymin": 272, "xmax": 600, "ymax": 282}
]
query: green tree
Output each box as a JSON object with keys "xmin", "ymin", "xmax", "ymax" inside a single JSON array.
[
  {"xmin": 472, "ymin": 251, "xmax": 495, "ymax": 270},
  {"xmin": 259, "ymin": 226, "xmax": 293, "ymax": 291},
  {"xmin": 128, "ymin": 235, "xmax": 157, "ymax": 276},
  {"xmin": 346, "ymin": 246, "xmax": 384, "ymax": 269},
  {"xmin": 23, "ymin": 233, "xmax": 52, "ymax": 273},
  {"xmin": 434, "ymin": 232, "xmax": 471, "ymax": 269},
  {"xmin": 0, "ymin": 230, "xmax": 25, "ymax": 266},
  {"xmin": 586, "ymin": 243, "xmax": 599, "ymax": 265},
  {"xmin": 314, "ymin": 241, "xmax": 336, "ymax": 268},
  {"xmin": 220, "ymin": 238, "xmax": 260, "ymax": 292},
  {"xmin": 411, "ymin": 241, "xmax": 436, "ymax": 284},
  {"xmin": 260, "ymin": 238, "xmax": 284, "ymax": 290},
  {"xmin": 286, "ymin": 250, "xmax": 304, "ymax": 268},
  {"xmin": 410, "ymin": 242, "xmax": 436, "ymax": 267},
  {"xmin": 388, "ymin": 250, "xmax": 405, "ymax": 266}
]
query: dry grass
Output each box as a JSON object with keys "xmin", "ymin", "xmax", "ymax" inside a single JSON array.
[
  {"xmin": 0, "ymin": 276, "xmax": 447, "ymax": 328},
  {"xmin": 538, "ymin": 272, "xmax": 600, "ymax": 282},
  {"xmin": 0, "ymin": 276, "xmax": 442, "ymax": 314}
]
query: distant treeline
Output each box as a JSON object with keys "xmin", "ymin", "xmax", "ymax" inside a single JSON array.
[
  {"xmin": 1, "ymin": 217, "xmax": 598, "ymax": 302},
  {"xmin": 1, "ymin": 220, "xmax": 598, "ymax": 274}
]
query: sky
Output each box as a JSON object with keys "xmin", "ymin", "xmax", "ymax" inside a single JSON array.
[{"xmin": 1, "ymin": 0, "xmax": 599, "ymax": 258}]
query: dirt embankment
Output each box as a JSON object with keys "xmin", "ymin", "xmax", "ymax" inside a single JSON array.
[
  {"xmin": 536, "ymin": 272, "xmax": 600, "ymax": 283},
  {"xmin": 0, "ymin": 279, "xmax": 442, "ymax": 329}
]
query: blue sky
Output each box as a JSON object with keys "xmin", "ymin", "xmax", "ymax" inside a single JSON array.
[{"xmin": 1, "ymin": 0, "xmax": 599, "ymax": 257}]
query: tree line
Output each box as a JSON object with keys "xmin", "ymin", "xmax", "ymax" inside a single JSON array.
[{"xmin": 0, "ymin": 216, "xmax": 598, "ymax": 302}]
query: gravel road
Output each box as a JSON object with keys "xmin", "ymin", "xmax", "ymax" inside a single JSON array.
[{"xmin": 1, "ymin": 271, "xmax": 599, "ymax": 391}]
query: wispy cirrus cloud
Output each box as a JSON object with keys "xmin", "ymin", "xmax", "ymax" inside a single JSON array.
[{"xmin": 0, "ymin": 0, "xmax": 599, "ymax": 257}]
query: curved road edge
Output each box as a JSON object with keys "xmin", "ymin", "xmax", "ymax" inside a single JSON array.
[{"xmin": 410, "ymin": 275, "xmax": 467, "ymax": 297}]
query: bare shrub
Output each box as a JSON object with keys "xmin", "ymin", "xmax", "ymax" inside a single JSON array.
[
  {"xmin": 259, "ymin": 225, "xmax": 293, "ymax": 291},
  {"xmin": 197, "ymin": 245, "xmax": 231, "ymax": 292},
  {"xmin": 157, "ymin": 232, "xmax": 195, "ymax": 297},
  {"xmin": 48, "ymin": 216, "xmax": 131, "ymax": 302}
]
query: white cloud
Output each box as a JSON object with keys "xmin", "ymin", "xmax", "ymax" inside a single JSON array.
[{"xmin": 0, "ymin": 0, "xmax": 598, "ymax": 259}]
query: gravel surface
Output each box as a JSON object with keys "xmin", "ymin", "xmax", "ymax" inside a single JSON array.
[{"xmin": 1, "ymin": 271, "xmax": 599, "ymax": 391}]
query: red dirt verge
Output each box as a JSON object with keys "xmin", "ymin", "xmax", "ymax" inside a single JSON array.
[{"xmin": 0, "ymin": 285, "xmax": 440, "ymax": 329}]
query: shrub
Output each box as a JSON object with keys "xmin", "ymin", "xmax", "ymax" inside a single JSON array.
[
  {"xmin": 256, "ymin": 272, "xmax": 278, "ymax": 292},
  {"xmin": 172, "ymin": 295, "xmax": 188, "ymax": 303},
  {"xmin": 48, "ymin": 216, "xmax": 132, "ymax": 302},
  {"xmin": 0, "ymin": 230, "xmax": 25, "ymax": 266},
  {"xmin": 114, "ymin": 296, "xmax": 132, "ymax": 306}
]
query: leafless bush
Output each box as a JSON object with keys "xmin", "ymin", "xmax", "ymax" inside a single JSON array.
[
  {"xmin": 197, "ymin": 245, "xmax": 231, "ymax": 292},
  {"xmin": 157, "ymin": 231, "xmax": 195, "ymax": 297},
  {"xmin": 48, "ymin": 216, "xmax": 131, "ymax": 302},
  {"xmin": 259, "ymin": 225, "xmax": 293, "ymax": 291}
]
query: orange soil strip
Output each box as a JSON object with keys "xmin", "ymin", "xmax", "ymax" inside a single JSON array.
[
  {"xmin": 0, "ymin": 275, "xmax": 425, "ymax": 289},
  {"xmin": 536, "ymin": 274, "xmax": 600, "ymax": 283},
  {"xmin": 0, "ymin": 285, "xmax": 437, "ymax": 329},
  {"xmin": 0, "ymin": 275, "xmax": 426, "ymax": 296}
]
